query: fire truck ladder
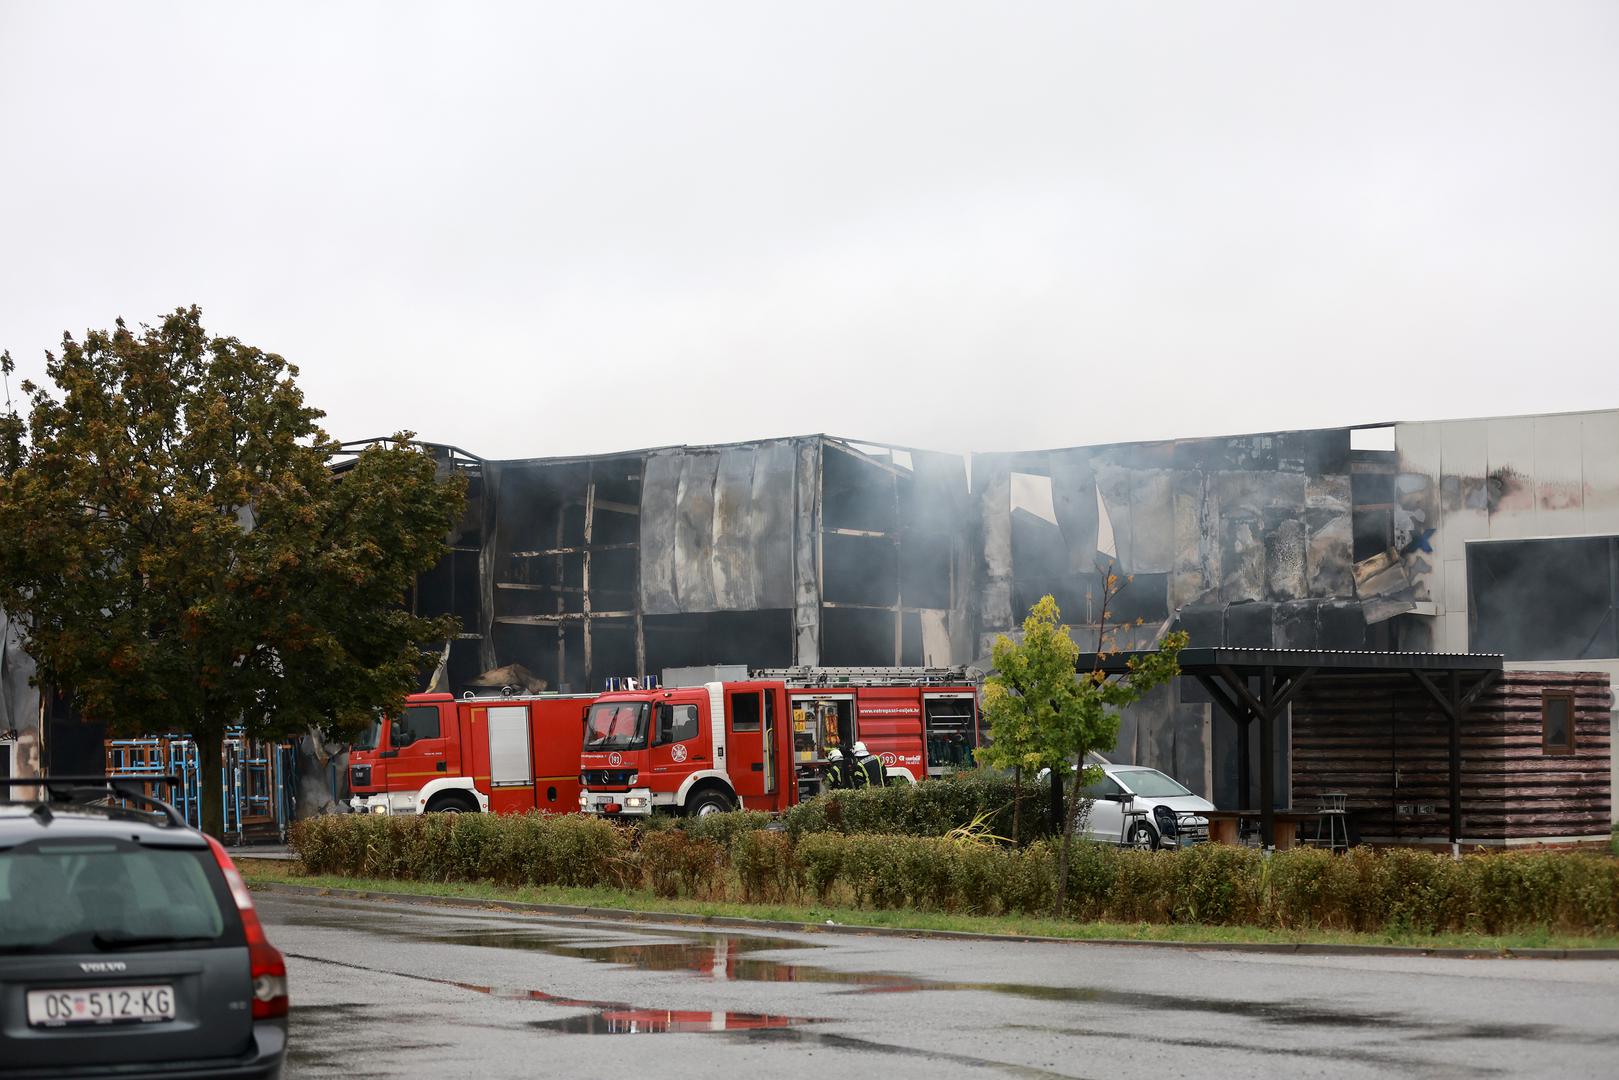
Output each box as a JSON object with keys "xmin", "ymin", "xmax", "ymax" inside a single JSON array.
[{"xmin": 752, "ymin": 666, "xmax": 978, "ymax": 688}]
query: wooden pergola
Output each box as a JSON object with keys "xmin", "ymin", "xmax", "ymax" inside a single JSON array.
[{"xmin": 1073, "ymin": 647, "xmax": 1504, "ymax": 849}]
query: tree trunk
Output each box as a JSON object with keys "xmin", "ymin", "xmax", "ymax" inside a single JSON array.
[
  {"xmin": 1053, "ymin": 750, "xmax": 1085, "ymax": 917},
  {"xmin": 1048, "ymin": 767, "xmax": 1064, "ymax": 837},
  {"xmin": 197, "ymin": 724, "xmax": 226, "ymax": 840},
  {"xmin": 1011, "ymin": 766, "xmax": 1023, "ymax": 847}
]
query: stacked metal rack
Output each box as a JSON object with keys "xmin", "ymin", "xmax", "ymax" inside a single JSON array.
[{"xmin": 105, "ymin": 729, "xmax": 296, "ymax": 844}]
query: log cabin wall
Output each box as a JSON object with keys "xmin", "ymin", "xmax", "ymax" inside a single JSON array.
[{"xmin": 1292, "ymin": 671, "xmax": 1611, "ymax": 845}]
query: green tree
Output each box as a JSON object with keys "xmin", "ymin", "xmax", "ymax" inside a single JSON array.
[
  {"xmin": 0, "ymin": 307, "xmax": 464, "ymax": 837},
  {"xmin": 978, "ymin": 589, "xmax": 1185, "ymax": 915}
]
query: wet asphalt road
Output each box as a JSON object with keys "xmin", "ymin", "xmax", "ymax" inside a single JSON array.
[{"xmin": 259, "ymin": 891, "xmax": 1619, "ymax": 1079}]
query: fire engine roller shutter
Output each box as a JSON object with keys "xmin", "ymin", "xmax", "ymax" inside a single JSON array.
[
  {"xmin": 706, "ymin": 682, "xmax": 726, "ymax": 764},
  {"xmin": 488, "ymin": 705, "xmax": 533, "ymax": 787}
]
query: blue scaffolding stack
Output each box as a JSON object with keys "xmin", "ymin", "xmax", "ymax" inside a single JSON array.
[{"xmin": 105, "ymin": 731, "xmax": 297, "ymax": 844}]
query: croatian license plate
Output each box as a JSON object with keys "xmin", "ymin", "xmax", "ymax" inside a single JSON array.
[{"xmin": 27, "ymin": 985, "xmax": 175, "ymax": 1027}]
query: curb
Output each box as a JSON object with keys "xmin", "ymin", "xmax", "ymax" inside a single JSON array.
[{"xmin": 245, "ymin": 880, "xmax": 1619, "ymax": 960}]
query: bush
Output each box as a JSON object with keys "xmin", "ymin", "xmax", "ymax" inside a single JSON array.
[
  {"xmin": 782, "ymin": 770, "xmax": 1051, "ymax": 845},
  {"xmin": 637, "ymin": 829, "xmax": 726, "ymax": 898},
  {"xmin": 291, "ymin": 811, "xmax": 629, "ymax": 889},
  {"xmin": 732, "ymin": 830, "xmax": 801, "ymax": 903},
  {"xmin": 292, "ymin": 811, "xmax": 1619, "ymax": 937},
  {"xmin": 1166, "ymin": 841, "xmax": 1262, "ymax": 925},
  {"xmin": 795, "ymin": 833, "xmax": 847, "ymax": 903},
  {"xmin": 678, "ymin": 809, "xmax": 773, "ymax": 849}
]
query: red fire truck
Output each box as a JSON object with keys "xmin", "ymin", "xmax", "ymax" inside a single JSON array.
[
  {"xmin": 348, "ymin": 690, "xmax": 598, "ymax": 816},
  {"xmin": 577, "ymin": 667, "xmax": 980, "ymax": 817}
]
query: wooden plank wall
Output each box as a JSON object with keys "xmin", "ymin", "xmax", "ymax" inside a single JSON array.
[{"xmin": 1292, "ymin": 671, "xmax": 1611, "ymax": 843}]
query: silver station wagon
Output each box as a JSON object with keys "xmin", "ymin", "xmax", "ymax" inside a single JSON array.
[{"xmin": 0, "ymin": 777, "xmax": 287, "ymax": 1079}]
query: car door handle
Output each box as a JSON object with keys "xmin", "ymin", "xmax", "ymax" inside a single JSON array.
[
  {"xmin": 751, "ymin": 763, "xmax": 764, "ymax": 772},
  {"xmin": 436, "ymin": 762, "xmax": 447, "ymax": 772}
]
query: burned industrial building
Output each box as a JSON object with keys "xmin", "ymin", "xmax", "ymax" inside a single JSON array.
[
  {"xmin": 382, "ymin": 411, "xmax": 1615, "ymax": 843},
  {"xmin": 4, "ymin": 409, "xmax": 1614, "ymax": 843}
]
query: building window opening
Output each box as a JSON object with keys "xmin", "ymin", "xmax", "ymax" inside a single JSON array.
[{"xmin": 1542, "ymin": 690, "xmax": 1576, "ymax": 756}]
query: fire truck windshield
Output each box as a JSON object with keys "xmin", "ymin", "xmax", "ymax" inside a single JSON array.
[
  {"xmin": 584, "ymin": 702, "xmax": 648, "ymax": 750},
  {"xmin": 352, "ymin": 717, "xmax": 382, "ymax": 751}
]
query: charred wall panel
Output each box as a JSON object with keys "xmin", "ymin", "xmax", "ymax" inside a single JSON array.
[
  {"xmin": 674, "ymin": 452, "xmax": 720, "ymax": 612},
  {"xmin": 712, "ymin": 449, "xmax": 760, "ymax": 611},
  {"xmin": 639, "ymin": 453, "xmax": 682, "ymax": 613},
  {"xmin": 794, "ymin": 441, "xmax": 821, "ymax": 665},
  {"xmin": 641, "ymin": 442, "xmax": 799, "ymax": 617},
  {"xmin": 1468, "ymin": 536, "xmax": 1619, "ymax": 660},
  {"xmin": 643, "ymin": 611, "xmax": 793, "ymax": 671},
  {"xmin": 820, "ymin": 606, "xmax": 896, "ymax": 666},
  {"xmin": 751, "ymin": 441, "xmax": 796, "ymax": 611}
]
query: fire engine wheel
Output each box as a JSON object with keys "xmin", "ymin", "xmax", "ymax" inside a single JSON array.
[
  {"xmin": 1128, "ymin": 821, "xmax": 1159, "ymax": 850},
  {"xmin": 426, "ymin": 792, "xmax": 479, "ymax": 814},
  {"xmin": 687, "ymin": 789, "xmax": 735, "ymax": 817}
]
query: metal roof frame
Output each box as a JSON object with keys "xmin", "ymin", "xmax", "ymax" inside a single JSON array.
[{"xmin": 1073, "ymin": 647, "xmax": 1505, "ymax": 850}]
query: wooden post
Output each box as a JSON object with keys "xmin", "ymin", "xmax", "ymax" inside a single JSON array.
[
  {"xmin": 1237, "ymin": 718, "xmax": 1251, "ymax": 810},
  {"xmin": 1448, "ymin": 669, "xmax": 1462, "ymax": 852},
  {"xmin": 1259, "ymin": 666, "xmax": 1275, "ymax": 849}
]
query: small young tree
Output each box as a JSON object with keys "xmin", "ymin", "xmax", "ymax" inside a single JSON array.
[
  {"xmin": 977, "ymin": 596, "xmax": 1075, "ymax": 842},
  {"xmin": 0, "ymin": 308, "xmax": 464, "ymax": 837},
  {"xmin": 978, "ymin": 589, "xmax": 1185, "ymax": 915}
]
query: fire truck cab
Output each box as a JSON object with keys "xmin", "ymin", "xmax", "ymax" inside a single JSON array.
[
  {"xmin": 578, "ymin": 668, "xmax": 980, "ymax": 817},
  {"xmin": 349, "ymin": 691, "xmax": 597, "ymax": 816},
  {"xmin": 578, "ymin": 680, "xmax": 796, "ymax": 816}
]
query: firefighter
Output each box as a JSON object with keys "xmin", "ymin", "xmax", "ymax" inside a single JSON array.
[
  {"xmin": 851, "ymin": 741, "xmax": 885, "ymax": 788},
  {"xmin": 822, "ymin": 747, "xmax": 850, "ymax": 791}
]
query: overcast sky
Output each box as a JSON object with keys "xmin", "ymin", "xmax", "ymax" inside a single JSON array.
[{"xmin": 1, "ymin": 2, "xmax": 1615, "ymax": 460}]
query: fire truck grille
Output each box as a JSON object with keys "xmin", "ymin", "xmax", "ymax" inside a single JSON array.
[
  {"xmin": 582, "ymin": 769, "xmax": 636, "ymax": 788},
  {"xmin": 350, "ymin": 764, "xmax": 372, "ymax": 788}
]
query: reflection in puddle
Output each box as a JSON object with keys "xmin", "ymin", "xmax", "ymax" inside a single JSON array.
[
  {"xmin": 530, "ymin": 1010, "xmax": 802, "ymax": 1034},
  {"xmin": 424, "ymin": 929, "xmax": 904, "ymax": 989},
  {"xmin": 451, "ymin": 976, "xmax": 808, "ymax": 1033},
  {"xmin": 286, "ymin": 902, "xmax": 1580, "ymax": 1042}
]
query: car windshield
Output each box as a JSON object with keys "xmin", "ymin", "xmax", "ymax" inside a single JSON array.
[
  {"xmin": 1114, "ymin": 768, "xmax": 1193, "ymax": 798},
  {"xmin": 584, "ymin": 702, "xmax": 648, "ymax": 750},
  {"xmin": 0, "ymin": 842, "xmax": 228, "ymax": 954},
  {"xmin": 352, "ymin": 717, "xmax": 382, "ymax": 751}
]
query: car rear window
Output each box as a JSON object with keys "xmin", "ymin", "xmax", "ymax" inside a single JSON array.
[{"xmin": 0, "ymin": 841, "xmax": 230, "ymax": 954}]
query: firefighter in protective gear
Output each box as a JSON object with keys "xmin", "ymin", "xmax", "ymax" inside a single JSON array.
[
  {"xmin": 851, "ymin": 741, "xmax": 885, "ymax": 788},
  {"xmin": 823, "ymin": 748, "xmax": 850, "ymax": 791}
]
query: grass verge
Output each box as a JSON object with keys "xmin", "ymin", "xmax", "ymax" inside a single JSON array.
[{"xmin": 237, "ymin": 859, "xmax": 1619, "ymax": 953}]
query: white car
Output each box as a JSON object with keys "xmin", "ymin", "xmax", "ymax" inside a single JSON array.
[{"xmin": 1081, "ymin": 763, "xmax": 1213, "ymax": 849}]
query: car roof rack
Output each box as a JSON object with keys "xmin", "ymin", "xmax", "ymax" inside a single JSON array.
[{"xmin": 0, "ymin": 775, "xmax": 191, "ymax": 830}]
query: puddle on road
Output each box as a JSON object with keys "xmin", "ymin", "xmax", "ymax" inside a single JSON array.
[
  {"xmin": 285, "ymin": 950, "xmax": 813, "ymax": 1037},
  {"xmin": 422, "ymin": 928, "xmax": 904, "ymax": 989},
  {"xmin": 413, "ymin": 928, "xmax": 1476, "ymax": 1034},
  {"xmin": 281, "ymin": 901, "xmax": 1599, "ymax": 1045}
]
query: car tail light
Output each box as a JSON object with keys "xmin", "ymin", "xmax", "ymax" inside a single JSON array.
[{"xmin": 207, "ymin": 835, "xmax": 289, "ymax": 1020}]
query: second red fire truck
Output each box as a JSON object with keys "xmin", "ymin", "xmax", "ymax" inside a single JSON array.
[
  {"xmin": 577, "ymin": 667, "xmax": 981, "ymax": 817},
  {"xmin": 348, "ymin": 667, "xmax": 981, "ymax": 818}
]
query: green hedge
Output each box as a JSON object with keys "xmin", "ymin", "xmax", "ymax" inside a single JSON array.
[
  {"xmin": 781, "ymin": 771, "xmax": 1054, "ymax": 844},
  {"xmin": 292, "ymin": 812, "xmax": 633, "ymax": 889},
  {"xmin": 290, "ymin": 812, "xmax": 1619, "ymax": 935}
]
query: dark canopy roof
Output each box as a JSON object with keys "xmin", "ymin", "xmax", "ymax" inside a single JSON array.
[{"xmin": 1074, "ymin": 646, "xmax": 1504, "ymax": 676}]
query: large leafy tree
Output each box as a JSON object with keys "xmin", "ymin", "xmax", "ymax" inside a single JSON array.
[
  {"xmin": 0, "ymin": 307, "xmax": 463, "ymax": 837},
  {"xmin": 979, "ymin": 590, "xmax": 1185, "ymax": 914}
]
